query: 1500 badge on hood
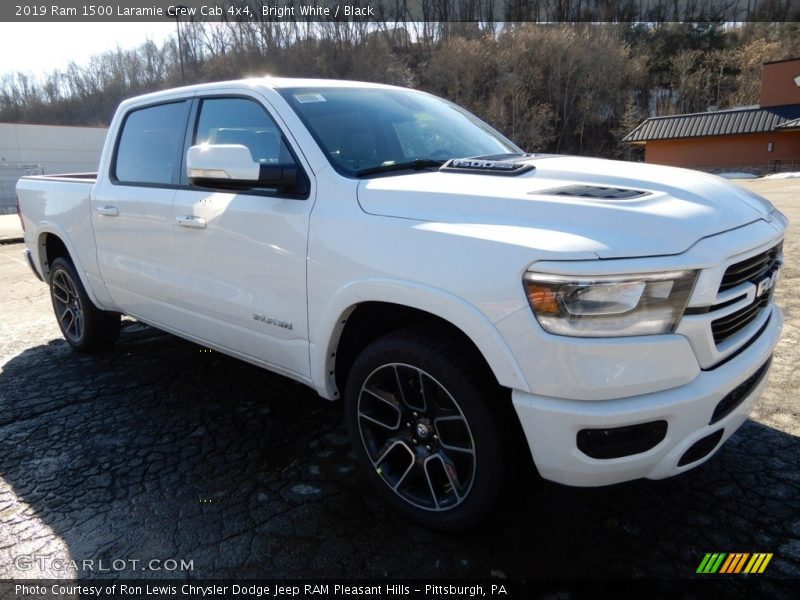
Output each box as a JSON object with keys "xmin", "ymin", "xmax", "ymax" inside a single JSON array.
[{"xmin": 442, "ymin": 158, "xmax": 536, "ymax": 175}]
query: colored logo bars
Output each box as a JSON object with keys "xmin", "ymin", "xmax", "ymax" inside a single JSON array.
[{"xmin": 697, "ymin": 553, "xmax": 773, "ymax": 574}]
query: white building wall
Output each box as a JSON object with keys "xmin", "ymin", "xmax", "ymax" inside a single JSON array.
[
  {"xmin": 0, "ymin": 123, "xmax": 107, "ymax": 213},
  {"xmin": 0, "ymin": 123, "xmax": 107, "ymax": 173}
]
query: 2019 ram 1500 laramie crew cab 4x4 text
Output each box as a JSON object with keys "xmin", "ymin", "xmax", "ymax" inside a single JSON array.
[{"xmin": 17, "ymin": 78, "xmax": 786, "ymax": 529}]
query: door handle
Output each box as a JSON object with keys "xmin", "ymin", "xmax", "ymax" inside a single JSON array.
[
  {"xmin": 176, "ymin": 215, "xmax": 206, "ymax": 229},
  {"xmin": 96, "ymin": 205, "xmax": 119, "ymax": 216}
]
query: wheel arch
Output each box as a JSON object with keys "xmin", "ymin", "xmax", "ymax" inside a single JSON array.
[
  {"xmin": 310, "ymin": 279, "xmax": 530, "ymax": 400},
  {"xmin": 39, "ymin": 231, "xmax": 69, "ymax": 282},
  {"xmin": 35, "ymin": 227, "xmax": 105, "ymax": 309}
]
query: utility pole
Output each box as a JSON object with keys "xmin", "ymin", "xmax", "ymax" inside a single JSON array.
[{"xmin": 169, "ymin": 5, "xmax": 189, "ymax": 85}]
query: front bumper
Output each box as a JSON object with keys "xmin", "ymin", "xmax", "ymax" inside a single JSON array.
[{"xmin": 511, "ymin": 305, "xmax": 782, "ymax": 486}]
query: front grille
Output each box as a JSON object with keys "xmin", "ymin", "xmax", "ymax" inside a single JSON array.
[
  {"xmin": 719, "ymin": 242, "xmax": 782, "ymax": 292},
  {"xmin": 711, "ymin": 294, "xmax": 770, "ymax": 344},
  {"xmin": 710, "ymin": 242, "xmax": 782, "ymax": 345}
]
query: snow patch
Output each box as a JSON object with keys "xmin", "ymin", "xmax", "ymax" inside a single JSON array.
[
  {"xmin": 717, "ymin": 172, "xmax": 758, "ymax": 179},
  {"xmin": 763, "ymin": 171, "xmax": 800, "ymax": 180}
]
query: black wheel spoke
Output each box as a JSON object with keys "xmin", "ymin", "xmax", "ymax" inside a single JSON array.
[
  {"xmin": 434, "ymin": 415, "xmax": 475, "ymax": 455},
  {"xmin": 424, "ymin": 453, "xmax": 463, "ymax": 508},
  {"xmin": 52, "ymin": 277, "xmax": 71, "ymax": 303},
  {"xmin": 373, "ymin": 437, "xmax": 411, "ymax": 467},
  {"xmin": 423, "ymin": 458, "xmax": 441, "ymax": 509},
  {"xmin": 73, "ymin": 310, "xmax": 83, "ymax": 339},
  {"xmin": 435, "ymin": 452, "xmax": 464, "ymax": 499},
  {"xmin": 52, "ymin": 268, "xmax": 84, "ymax": 342},
  {"xmin": 63, "ymin": 309, "xmax": 75, "ymax": 334},
  {"xmin": 363, "ymin": 386, "xmax": 394, "ymax": 405},
  {"xmin": 393, "ymin": 365, "xmax": 408, "ymax": 408},
  {"xmin": 359, "ymin": 387, "xmax": 402, "ymax": 430},
  {"xmin": 391, "ymin": 453, "xmax": 416, "ymax": 491},
  {"xmin": 395, "ymin": 365, "xmax": 426, "ymax": 412}
]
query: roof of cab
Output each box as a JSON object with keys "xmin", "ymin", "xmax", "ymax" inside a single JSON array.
[{"xmin": 118, "ymin": 77, "xmax": 407, "ymax": 110}]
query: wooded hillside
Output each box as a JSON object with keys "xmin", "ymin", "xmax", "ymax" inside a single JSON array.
[{"xmin": 2, "ymin": 21, "xmax": 799, "ymax": 159}]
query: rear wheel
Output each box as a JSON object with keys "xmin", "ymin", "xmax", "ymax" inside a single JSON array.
[
  {"xmin": 49, "ymin": 257, "xmax": 120, "ymax": 352},
  {"xmin": 345, "ymin": 328, "xmax": 507, "ymax": 530}
]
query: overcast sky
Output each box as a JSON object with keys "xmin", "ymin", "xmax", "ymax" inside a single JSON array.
[{"xmin": 0, "ymin": 23, "xmax": 175, "ymax": 80}]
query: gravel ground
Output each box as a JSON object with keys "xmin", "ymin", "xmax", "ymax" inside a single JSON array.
[{"xmin": 0, "ymin": 179, "xmax": 797, "ymax": 590}]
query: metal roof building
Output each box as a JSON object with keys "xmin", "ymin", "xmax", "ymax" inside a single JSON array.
[
  {"xmin": 624, "ymin": 105, "xmax": 800, "ymax": 143},
  {"xmin": 624, "ymin": 58, "xmax": 800, "ymax": 172}
]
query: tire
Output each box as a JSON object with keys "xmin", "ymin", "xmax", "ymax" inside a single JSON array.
[
  {"xmin": 344, "ymin": 327, "xmax": 507, "ymax": 531},
  {"xmin": 49, "ymin": 257, "xmax": 120, "ymax": 352}
]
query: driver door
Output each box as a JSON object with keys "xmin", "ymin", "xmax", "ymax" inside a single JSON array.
[{"xmin": 169, "ymin": 94, "xmax": 314, "ymax": 380}]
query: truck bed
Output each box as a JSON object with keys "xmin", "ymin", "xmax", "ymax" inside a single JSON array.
[
  {"xmin": 16, "ymin": 174, "xmax": 98, "ymax": 270},
  {"xmin": 22, "ymin": 172, "xmax": 97, "ymax": 183}
]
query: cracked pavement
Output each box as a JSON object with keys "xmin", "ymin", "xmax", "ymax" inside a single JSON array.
[{"xmin": 0, "ymin": 180, "xmax": 797, "ymax": 588}]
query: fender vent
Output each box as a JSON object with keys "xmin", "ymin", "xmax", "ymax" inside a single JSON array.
[{"xmin": 539, "ymin": 185, "xmax": 648, "ymax": 200}]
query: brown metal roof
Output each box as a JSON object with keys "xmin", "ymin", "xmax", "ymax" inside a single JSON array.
[
  {"xmin": 777, "ymin": 117, "xmax": 800, "ymax": 130},
  {"xmin": 623, "ymin": 104, "xmax": 800, "ymax": 143},
  {"xmin": 763, "ymin": 57, "xmax": 800, "ymax": 66}
]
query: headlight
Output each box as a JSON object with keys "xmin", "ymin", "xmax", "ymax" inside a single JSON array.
[{"xmin": 523, "ymin": 270, "xmax": 698, "ymax": 337}]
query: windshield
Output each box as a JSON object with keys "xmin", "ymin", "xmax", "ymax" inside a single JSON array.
[{"xmin": 278, "ymin": 87, "xmax": 522, "ymax": 177}]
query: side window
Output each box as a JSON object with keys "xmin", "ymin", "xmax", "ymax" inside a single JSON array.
[
  {"xmin": 194, "ymin": 98, "xmax": 296, "ymax": 168},
  {"xmin": 114, "ymin": 102, "xmax": 186, "ymax": 185}
]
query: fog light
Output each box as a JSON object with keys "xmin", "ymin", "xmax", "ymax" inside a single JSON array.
[{"xmin": 577, "ymin": 421, "xmax": 668, "ymax": 459}]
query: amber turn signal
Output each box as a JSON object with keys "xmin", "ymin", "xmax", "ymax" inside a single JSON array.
[{"xmin": 524, "ymin": 283, "xmax": 561, "ymax": 316}]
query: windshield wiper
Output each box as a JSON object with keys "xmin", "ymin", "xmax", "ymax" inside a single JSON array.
[
  {"xmin": 355, "ymin": 159, "xmax": 446, "ymax": 178},
  {"xmin": 471, "ymin": 152, "xmax": 529, "ymax": 160}
]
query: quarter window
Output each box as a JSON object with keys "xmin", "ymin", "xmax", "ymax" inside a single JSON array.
[{"xmin": 114, "ymin": 102, "xmax": 186, "ymax": 185}]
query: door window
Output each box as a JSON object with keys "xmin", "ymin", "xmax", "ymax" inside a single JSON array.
[
  {"xmin": 114, "ymin": 101, "xmax": 187, "ymax": 185},
  {"xmin": 195, "ymin": 98, "xmax": 296, "ymax": 167},
  {"xmin": 192, "ymin": 97, "xmax": 306, "ymax": 195}
]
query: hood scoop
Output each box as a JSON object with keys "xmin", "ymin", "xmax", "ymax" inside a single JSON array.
[{"xmin": 538, "ymin": 185, "xmax": 649, "ymax": 200}]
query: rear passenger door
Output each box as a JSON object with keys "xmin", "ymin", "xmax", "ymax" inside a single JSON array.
[
  {"xmin": 169, "ymin": 94, "xmax": 315, "ymax": 380},
  {"xmin": 92, "ymin": 100, "xmax": 190, "ymax": 321}
]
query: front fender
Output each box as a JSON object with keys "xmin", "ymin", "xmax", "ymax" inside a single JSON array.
[{"xmin": 309, "ymin": 278, "xmax": 530, "ymax": 399}]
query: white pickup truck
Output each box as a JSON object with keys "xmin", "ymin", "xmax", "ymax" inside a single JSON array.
[{"xmin": 17, "ymin": 78, "xmax": 786, "ymax": 529}]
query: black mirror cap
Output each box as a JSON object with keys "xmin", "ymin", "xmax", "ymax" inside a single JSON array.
[{"xmin": 189, "ymin": 163, "xmax": 309, "ymax": 196}]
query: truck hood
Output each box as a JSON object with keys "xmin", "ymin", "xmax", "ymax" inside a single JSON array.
[{"xmin": 356, "ymin": 155, "xmax": 774, "ymax": 259}]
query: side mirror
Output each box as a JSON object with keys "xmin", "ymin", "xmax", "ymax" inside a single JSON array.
[
  {"xmin": 187, "ymin": 144, "xmax": 259, "ymax": 182},
  {"xmin": 186, "ymin": 144, "xmax": 298, "ymax": 191}
]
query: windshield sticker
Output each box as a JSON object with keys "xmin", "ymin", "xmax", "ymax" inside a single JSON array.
[{"xmin": 294, "ymin": 93, "xmax": 326, "ymax": 103}]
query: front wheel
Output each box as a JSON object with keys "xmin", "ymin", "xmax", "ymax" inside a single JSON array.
[
  {"xmin": 344, "ymin": 328, "xmax": 508, "ymax": 530},
  {"xmin": 49, "ymin": 257, "xmax": 121, "ymax": 352}
]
